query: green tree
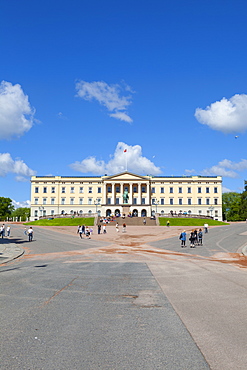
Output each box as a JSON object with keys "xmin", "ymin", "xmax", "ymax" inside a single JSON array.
[
  {"xmin": 222, "ymin": 192, "xmax": 242, "ymax": 221},
  {"xmin": 239, "ymin": 181, "xmax": 247, "ymax": 220},
  {"xmin": 0, "ymin": 197, "xmax": 14, "ymax": 221},
  {"xmin": 11, "ymin": 207, "xmax": 30, "ymax": 221}
]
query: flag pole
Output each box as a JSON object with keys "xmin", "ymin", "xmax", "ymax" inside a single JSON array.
[{"xmin": 124, "ymin": 149, "xmax": 127, "ymax": 171}]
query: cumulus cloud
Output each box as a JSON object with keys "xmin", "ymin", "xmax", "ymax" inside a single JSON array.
[
  {"xmin": 70, "ymin": 142, "xmax": 161, "ymax": 175},
  {"xmin": 0, "ymin": 81, "xmax": 35, "ymax": 139},
  {"xmin": 12, "ymin": 199, "xmax": 30, "ymax": 209},
  {"xmin": 202, "ymin": 158, "xmax": 247, "ymax": 178},
  {"xmin": 195, "ymin": 94, "xmax": 247, "ymax": 133},
  {"xmin": 0, "ymin": 153, "xmax": 36, "ymax": 180},
  {"xmin": 75, "ymin": 80, "xmax": 133, "ymax": 123}
]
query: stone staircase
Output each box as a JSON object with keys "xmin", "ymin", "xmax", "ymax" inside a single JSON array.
[{"xmin": 96, "ymin": 216, "xmax": 157, "ymax": 226}]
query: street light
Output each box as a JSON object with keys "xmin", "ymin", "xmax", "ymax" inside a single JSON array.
[
  {"xmin": 208, "ymin": 206, "xmax": 214, "ymax": 219},
  {"xmin": 94, "ymin": 199, "xmax": 100, "ymax": 215},
  {"xmin": 153, "ymin": 198, "xmax": 159, "ymax": 214}
]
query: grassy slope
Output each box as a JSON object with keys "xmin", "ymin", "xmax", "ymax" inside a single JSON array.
[
  {"xmin": 159, "ymin": 217, "xmax": 228, "ymax": 226},
  {"xmin": 25, "ymin": 218, "xmax": 94, "ymax": 226}
]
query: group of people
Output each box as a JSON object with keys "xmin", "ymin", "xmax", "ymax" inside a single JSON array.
[
  {"xmin": 0, "ymin": 224, "xmax": 11, "ymax": 238},
  {"xmin": 77, "ymin": 225, "xmax": 93, "ymax": 239},
  {"xmin": 179, "ymin": 228, "xmax": 204, "ymax": 248}
]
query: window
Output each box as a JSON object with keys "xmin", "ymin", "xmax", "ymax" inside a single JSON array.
[
  {"xmin": 170, "ymin": 198, "xmax": 173, "ymax": 205},
  {"xmin": 214, "ymin": 187, "xmax": 218, "ymax": 193},
  {"xmin": 141, "ymin": 198, "xmax": 145, "ymax": 204},
  {"xmin": 98, "ymin": 187, "xmax": 101, "ymax": 193},
  {"xmin": 88, "ymin": 198, "xmax": 93, "ymax": 205},
  {"xmin": 43, "ymin": 187, "xmax": 47, "ymax": 193},
  {"xmin": 107, "ymin": 186, "xmax": 112, "ymax": 193},
  {"xmin": 169, "ymin": 187, "xmax": 173, "ymax": 193},
  {"xmin": 88, "ymin": 187, "xmax": 92, "ymax": 193},
  {"xmin": 161, "ymin": 198, "xmax": 164, "ymax": 205},
  {"xmin": 198, "ymin": 198, "xmax": 202, "ymax": 205},
  {"xmin": 178, "ymin": 187, "xmax": 182, "ymax": 193},
  {"xmin": 34, "ymin": 198, "xmax": 38, "ymax": 205},
  {"xmin": 116, "ymin": 186, "xmax": 120, "ymax": 193},
  {"xmin": 35, "ymin": 187, "xmax": 39, "ymax": 193},
  {"xmin": 70, "ymin": 198, "xmax": 74, "ymax": 205},
  {"xmin": 152, "ymin": 198, "xmax": 156, "ymax": 205},
  {"xmin": 179, "ymin": 198, "xmax": 182, "ymax": 205},
  {"xmin": 51, "ymin": 198, "xmax": 55, "ymax": 205},
  {"xmin": 206, "ymin": 198, "xmax": 210, "ymax": 205},
  {"xmin": 133, "ymin": 186, "xmax": 137, "ymax": 193},
  {"xmin": 79, "ymin": 187, "xmax": 84, "ymax": 193},
  {"xmin": 206, "ymin": 187, "xmax": 210, "ymax": 193},
  {"xmin": 79, "ymin": 198, "xmax": 83, "ymax": 205},
  {"xmin": 62, "ymin": 187, "xmax": 66, "ymax": 193},
  {"xmin": 61, "ymin": 198, "xmax": 65, "ymax": 205},
  {"xmin": 51, "ymin": 187, "xmax": 55, "ymax": 193},
  {"xmin": 43, "ymin": 198, "xmax": 47, "ymax": 205},
  {"xmin": 187, "ymin": 187, "xmax": 191, "ymax": 193},
  {"xmin": 188, "ymin": 198, "xmax": 192, "ymax": 205},
  {"xmin": 70, "ymin": 187, "xmax": 75, "ymax": 193},
  {"xmin": 116, "ymin": 198, "xmax": 120, "ymax": 205},
  {"xmin": 34, "ymin": 210, "xmax": 38, "ymax": 217},
  {"xmin": 151, "ymin": 187, "xmax": 155, "ymax": 193},
  {"xmin": 51, "ymin": 210, "xmax": 54, "ymax": 216},
  {"xmin": 160, "ymin": 187, "xmax": 164, "ymax": 193},
  {"xmin": 142, "ymin": 186, "xmax": 146, "ymax": 193},
  {"xmin": 43, "ymin": 210, "xmax": 46, "ymax": 217},
  {"xmin": 198, "ymin": 187, "xmax": 202, "ymax": 193},
  {"xmin": 107, "ymin": 198, "xmax": 111, "ymax": 205},
  {"xmin": 214, "ymin": 198, "xmax": 218, "ymax": 205},
  {"xmin": 133, "ymin": 198, "xmax": 137, "ymax": 205}
]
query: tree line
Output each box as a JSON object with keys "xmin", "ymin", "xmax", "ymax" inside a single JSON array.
[{"xmin": 0, "ymin": 197, "xmax": 30, "ymax": 221}]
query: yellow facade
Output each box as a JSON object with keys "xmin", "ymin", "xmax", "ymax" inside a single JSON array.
[{"xmin": 30, "ymin": 171, "xmax": 222, "ymax": 220}]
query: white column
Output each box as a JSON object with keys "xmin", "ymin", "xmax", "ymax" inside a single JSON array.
[
  {"xmin": 120, "ymin": 183, "xmax": 124, "ymax": 204},
  {"xmin": 112, "ymin": 183, "xmax": 115, "ymax": 205},
  {"xmin": 103, "ymin": 182, "xmax": 107, "ymax": 204},
  {"xmin": 146, "ymin": 182, "xmax": 150, "ymax": 204},
  {"xmin": 138, "ymin": 183, "xmax": 142, "ymax": 205},
  {"xmin": 129, "ymin": 183, "xmax": 133, "ymax": 205}
]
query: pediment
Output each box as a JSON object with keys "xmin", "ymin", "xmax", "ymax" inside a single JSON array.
[{"xmin": 104, "ymin": 171, "xmax": 149, "ymax": 182}]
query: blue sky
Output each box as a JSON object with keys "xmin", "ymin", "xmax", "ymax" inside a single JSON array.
[{"xmin": 1, "ymin": 0, "xmax": 247, "ymax": 207}]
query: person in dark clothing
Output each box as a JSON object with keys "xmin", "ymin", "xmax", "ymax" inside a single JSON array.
[{"xmin": 98, "ymin": 224, "xmax": 101, "ymax": 234}]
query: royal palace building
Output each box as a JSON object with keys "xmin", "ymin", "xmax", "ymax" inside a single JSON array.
[{"xmin": 30, "ymin": 172, "xmax": 222, "ymax": 221}]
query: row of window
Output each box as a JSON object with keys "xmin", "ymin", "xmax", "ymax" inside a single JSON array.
[
  {"xmin": 35, "ymin": 197, "xmax": 218, "ymax": 206},
  {"xmin": 34, "ymin": 185, "xmax": 219, "ymax": 195}
]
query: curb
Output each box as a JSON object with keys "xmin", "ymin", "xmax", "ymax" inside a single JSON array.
[
  {"xmin": 242, "ymin": 245, "xmax": 247, "ymax": 257},
  {"xmin": 0, "ymin": 244, "xmax": 25, "ymax": 264}
]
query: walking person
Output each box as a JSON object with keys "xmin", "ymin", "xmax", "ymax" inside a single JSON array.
[
  {"xmin": 82, "ymin": 225, "xmax": 85, "ymax": 235},
  {"xmin": 103, "ymin": 225, "xmax": 106, "ymax": 234},
  {"xmin": 143, "ymin": 218, "xmax": 146, "ymax": 225},
  {"xmin": 179, "ymin": 230, "xmax": 187, "ymax": 248},
  {"xmin": 0, "ymin": 225, "xmax": 4, "ymax": 238},
  {"xmin": 98, "ymin": 224, "xmax": 101, "ymax": 234},
  {"xmin": 116, "ymin": 222, "xmax": 119, "ymax": 232},
  {"xmin": 27, "ymin": 227, "xmax": 33, "ymax": 242},
  {"xmin": 6, "ymin": 225, "xmax": 10, "ymax": 237},
  {"xmin": 194, "ymin": 229, "xmax": 198, "ymax": 245},
  {"xmin": 198, "ymin": 229, "xmax": 203, "ymax": 245},
  {"xmin": 85, "ymin": 226, "xmax": 91, "ymax": 239},
  {"xmin": 122, "ymin": 223, "xmax": 126, "ymax": 233},
  {"xmin": 78, "ymin": 226, "xmax": 83, "ymax": 239},
  {"xmin": 167, "ymin": 220, "xmax": 170, "ymax": 227},
  {"xmin": 204, "ymin": 223, "xmax": 208, "ymax": 233},
  {"xmin": 189, "ymin": 230, "xmax": 195, "ymax": 248}
]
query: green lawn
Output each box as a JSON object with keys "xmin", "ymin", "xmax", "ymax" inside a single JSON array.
[
  {"xmin": 24, "ymin": 217, "xmax": 94, "ymax": 226},
  {"xmin": 159, "ymin": 217, "xmax": 228, "ymax": 227}
]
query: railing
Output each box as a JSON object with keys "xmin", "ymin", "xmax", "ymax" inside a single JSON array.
[
  {"xmin": 39, "ymin": 213, "xmax": 97, "ymax": 220},
  {"xmin": 158, "ymin": 213, "xmax": 213, "ymax": 219}
]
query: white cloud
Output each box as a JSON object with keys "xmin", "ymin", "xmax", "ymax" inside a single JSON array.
[
  {"xmin": 222, "ymin": 186, "xmax": 233, "ymax": 193},
  {"xmin": 12, "ymin": 199, "xmax": 30, "ymax": 209},
  {"xmin": 202, "ymin": 158, "xmax": 247, "ymax": 178},
  {"xmin": 75, "ymin": 80, "xmax": 133, "ymax": 123},
  {"xmin": 0, "ymin": 153, "xmax": 36, "ymax": 179},
  {"xmin": 195, "ymin": 94, "xmax": 247, "ymax": 133},
  {"xmin": 70, "ymin": 142, "xmax": 161, "ymax": 175},
  {"xmin": 0, "ymin": 81, "xmax": 35, "ymax": 139}
]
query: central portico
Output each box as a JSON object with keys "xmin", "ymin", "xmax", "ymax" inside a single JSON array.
[{"xmin": 102, "ymin": 172, "xmax": 151, "ymax": 217}]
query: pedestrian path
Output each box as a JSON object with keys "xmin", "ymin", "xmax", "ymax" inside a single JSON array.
[{"xmin": 0, "ymin": 240, "xmax": 24, "ymax": 264}]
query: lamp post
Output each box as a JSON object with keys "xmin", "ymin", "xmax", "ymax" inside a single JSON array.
[
  {"xmin": 153, "ymin": 198, "xmax": 159, "ymax": 214},
  {"xmin": 39, "ymin": 206, "xmax": 44, "ymax": 219},
  {"xmin": 94, "ymin": 199, "xmax": 100, "ymax": 215},
  {"xmin": 208, "ymin": 206, "xmax": 214, "ymax": 219}
]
